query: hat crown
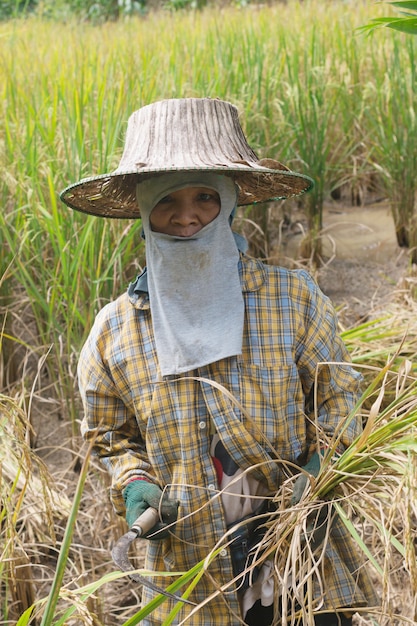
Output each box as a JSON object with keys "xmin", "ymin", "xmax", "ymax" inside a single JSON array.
[{"xmin": 114, "ymin": 98, "xmax": 260, "ymax": 173}]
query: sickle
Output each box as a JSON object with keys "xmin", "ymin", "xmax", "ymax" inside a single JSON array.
[{"xmin": 111, "ymin": 507, "xmax": 195, "ymax": 606}]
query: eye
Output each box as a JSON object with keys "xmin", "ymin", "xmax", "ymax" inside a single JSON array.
[
  {"xmin": 198, "ymin": 192, "xmax": 220, "ymax": 203},
  {"xmin": 154, "ymin": 194, "xmax": 173, "ymax": 207}
]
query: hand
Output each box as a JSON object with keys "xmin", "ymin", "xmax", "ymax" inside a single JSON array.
[
  {"xmin": 291, "ymin": 452, "xmax": 330, "ymax": 548},
  {"xmin": 123, "ymin": 480, "xmax": 179, "ymax": 539},
  {"xmin": 291, "ymin": 451, "xmax": 321, "ymax": 506}
]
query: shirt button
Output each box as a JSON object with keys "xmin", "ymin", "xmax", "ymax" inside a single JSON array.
[
  {"xmin": 220, "ymin": 549, "xmax": 228, "ymax": 558},
  {"xmin": 208, "ymin": 483, "xmax": 216, "ymax": 490},
  {"xmin": 198, "ymin": 421, "xmax": 206, "ymax": 429}
]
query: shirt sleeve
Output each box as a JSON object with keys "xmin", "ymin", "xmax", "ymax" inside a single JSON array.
[
  {"xmin": 294, "ymin": 270, "xmax": 363, "ymax": 454},
  {"xmin": 78, "ymin": 307, "xmax": 155, "ymax": 515}
]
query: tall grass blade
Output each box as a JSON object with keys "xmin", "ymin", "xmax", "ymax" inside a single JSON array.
[{"xmin": 39, "ymin": 444, "xmax": 93, "ymax": 625}]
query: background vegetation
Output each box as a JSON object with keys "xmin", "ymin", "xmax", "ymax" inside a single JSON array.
[{"xmin": 1, "ymin": 0, "xmax": 417, "ymax": 623}]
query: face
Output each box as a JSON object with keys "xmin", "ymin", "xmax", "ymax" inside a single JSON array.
[{"xmin": 149, "ymin": 186, "xmax": 221, "ymax": 237}]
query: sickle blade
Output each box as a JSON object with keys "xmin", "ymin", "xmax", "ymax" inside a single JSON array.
[
  {"xmin": 111, "ymin": 531, "xmax": 195, "ymax": 605},
  {"xmin": 111, "ymin": 529, "xmax": 138, "ymax": 574}
]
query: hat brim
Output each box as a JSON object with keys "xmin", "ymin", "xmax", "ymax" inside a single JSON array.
[{"xmin": 60, "ymin": 165, "xmax": 314, "ymax": 219}]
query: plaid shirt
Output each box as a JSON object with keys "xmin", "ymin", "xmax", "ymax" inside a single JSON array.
[{"xmin": 79, "ymin": 254, "xmax": 376, "ymax": 624}]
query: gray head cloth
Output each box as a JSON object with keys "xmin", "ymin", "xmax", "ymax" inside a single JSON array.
[{"xmin": 136, "ymin": 172, "xmax": 244, "ymax": 377}]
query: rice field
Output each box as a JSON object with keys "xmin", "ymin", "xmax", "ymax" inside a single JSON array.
[{"xmin": 1, "ymin": 1, "xmax": 417, "ymax": 623}]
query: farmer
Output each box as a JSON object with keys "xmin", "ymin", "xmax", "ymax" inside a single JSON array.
[{"xmin": 60, "ymin": 98, "xmax": 378, "ymax": 625}]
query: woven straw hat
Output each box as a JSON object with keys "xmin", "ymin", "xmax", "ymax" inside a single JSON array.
[{"xmin": 60, "ymin": 98, "xmax": 314, "ymax": 219}]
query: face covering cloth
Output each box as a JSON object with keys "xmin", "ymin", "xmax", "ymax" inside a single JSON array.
[{"xmin": 136, "ymin": 172, "xmax": 245, "ymax": 377}]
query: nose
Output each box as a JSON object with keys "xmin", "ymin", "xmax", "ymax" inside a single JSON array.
[{"xmin": 172, "ymin": 202, "xmax": 198, "ymax": 225}]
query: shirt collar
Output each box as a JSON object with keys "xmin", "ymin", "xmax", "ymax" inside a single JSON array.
[{"xmin": 239, "ymin": 254, "xmax": 266, "ymax": 292}]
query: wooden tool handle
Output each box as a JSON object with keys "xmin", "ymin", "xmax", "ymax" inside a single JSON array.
[{"xmin": 130, "ymin": 507, "xmax": 160, "ymax": 536}]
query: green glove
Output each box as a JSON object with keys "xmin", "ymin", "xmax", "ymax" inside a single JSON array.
[
  {"xmin": 291, "ymin": 451, "xmax": 321, "ymax": 506},
  {"xmin": 123, "ymin": 480, "xmax": 179, "ymax": 540},
  {"xmin": 291, "ymin": 451, "xmax": 330, "ymax": 548}
]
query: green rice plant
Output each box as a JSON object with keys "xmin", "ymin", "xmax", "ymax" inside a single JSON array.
[
  {"xmin": 0, "ymin": 189, "xmax": 145, "ymax": 429},
  {"xmin": 271, "ymin": 8, "xmax": 375, "ymax": 263},
  {"xmin": 0, "ymin": 25, "xmax": 149, "ymax": 426},
  {"xmin": 363, "ymin": 35, "xmax": 417, "ymax": 261},
  {"xmin": 281, "ymin": 32, "xmax": 342, "ymax": 262},
  {"xmin": 331, "ymin": 27, "xmax": 376, "ymax": 207}
]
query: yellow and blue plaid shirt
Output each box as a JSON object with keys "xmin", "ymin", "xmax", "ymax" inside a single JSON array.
[{"xmin": 79, "ymin": 254, "xmax": 377, "ymax": 624}]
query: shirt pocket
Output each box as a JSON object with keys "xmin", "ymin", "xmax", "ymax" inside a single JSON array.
[{"xmin": 238, "ymin": 362, "xmax": 307, "ymax": 462}]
